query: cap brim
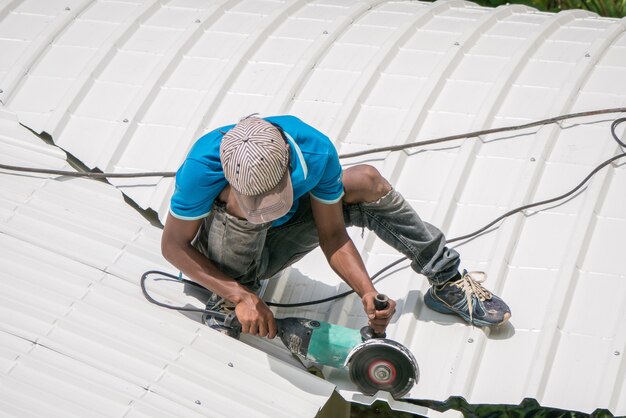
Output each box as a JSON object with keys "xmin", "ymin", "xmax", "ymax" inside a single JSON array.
[{"xmin": 233, "ymin": 171, "xmax": 293, "ymax": 224}]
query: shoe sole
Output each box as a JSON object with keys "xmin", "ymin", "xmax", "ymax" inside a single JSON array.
[{"xmin": 424, "ymin": 291, "xmax": 511, "ymax": 327}]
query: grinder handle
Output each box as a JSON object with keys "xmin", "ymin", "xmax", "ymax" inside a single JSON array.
[
  {"xmin": 361, "ymin": 293, "xmax": 389, "ymax": 340},
  {"xmin": 374, "ymin": 294, "xmax": 389, "ymax": 311}
]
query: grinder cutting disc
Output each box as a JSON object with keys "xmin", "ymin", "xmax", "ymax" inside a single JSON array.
[{"xmin": 346, "ymin": 339, "xmax": 418, "ymax": 399}]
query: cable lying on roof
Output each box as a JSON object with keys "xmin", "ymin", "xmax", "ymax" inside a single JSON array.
[
  {"xmin": 1, "ymin": 108, "xmax": 624, "ymax": 178},
  {"xmin": 0, "ymin": 164, "xmax": 175, "ymax": 178},
  {"xmin": 338, "ymin": 107, "xmax": 626, "ymax": 159}
]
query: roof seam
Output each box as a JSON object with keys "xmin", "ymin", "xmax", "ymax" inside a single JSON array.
[
  {"xmin": 0, "ymin": 0, "xmax": 94, "ymax": 105},
  {"xmin": 42, "ymin": 0, "xmax": 163, "ymax": 139},
  {"xmin": 273, "ymin": 0, "xmax": 388, "ymax": 113},
  {"xmin": 103, "ymin": 1, "xmax": 233, "ymax": 173},
  {"xmin": 332, "ymin": 0, "xmax": 457, "ymax": 144}
]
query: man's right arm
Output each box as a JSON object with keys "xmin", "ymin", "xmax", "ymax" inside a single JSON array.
[{"xmin": 161, "ymin": 213, "xmax": 277, "ymax": 338}]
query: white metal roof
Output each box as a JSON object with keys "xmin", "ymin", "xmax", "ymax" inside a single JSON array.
[
  {"xmin": 1, "ymin": 0, "xmax": 625, "ymax": 415},
  {"xmin": 0, "ymin": 113, "xmax": 336, "ymax": 417}
]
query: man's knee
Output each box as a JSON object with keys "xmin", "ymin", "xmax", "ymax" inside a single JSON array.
[{"xmin": 343, "ymin": 165, "xmax": 392, "ymax": 204}]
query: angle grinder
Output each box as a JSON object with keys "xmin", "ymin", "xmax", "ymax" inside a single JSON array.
[{"xmin": 215, "ymin": 294, "xmax": 419, "ymax": 398}]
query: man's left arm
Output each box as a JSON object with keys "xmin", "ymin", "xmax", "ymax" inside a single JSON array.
[{"xmin": 310, "ymin": 197, "xmax": 396, "ymax": 333}]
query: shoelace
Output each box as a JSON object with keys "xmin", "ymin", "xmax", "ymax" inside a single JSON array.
[{"xmin": 454, "ymin": 271, "xmax": 492, "ymax": 324}]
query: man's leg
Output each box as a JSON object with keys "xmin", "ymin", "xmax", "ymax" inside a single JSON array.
[
  {"xmin": 341, "ymin": 165, "xmax": 459, "ymax": 283},
  {"xmin": 341, "ymin": 165, "xmax": 510, "ymax": 327}
]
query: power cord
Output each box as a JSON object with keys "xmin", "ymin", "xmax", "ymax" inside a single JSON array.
[
  {"xmin": 140, "ymin": 270, "xmax": 229, "ymax": 317},
  {"xmin": 1, "ymin": 107, "xmax": 624, "ymax": 178},
  {"xmin": 139, "ymin": 116, "xmax": 626, "ymax": 311}
]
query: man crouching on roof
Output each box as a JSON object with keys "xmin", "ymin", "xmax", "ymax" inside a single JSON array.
[{"xmin": 161, "ymin": 114, "xmax": 511, "ymax": 338}]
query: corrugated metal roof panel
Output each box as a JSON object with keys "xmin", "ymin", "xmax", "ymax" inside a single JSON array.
[
  {"xmin": 1, "ymin": 0, "xmax": 625, "ymax": 415},
  {"xmin": 0, "ymin": 116, "xmax": 336, "ymax": 417}
]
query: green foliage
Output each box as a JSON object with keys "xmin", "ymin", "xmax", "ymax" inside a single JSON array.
[
  {"xmin": 350, "ymin": 401, "xmax": 420, "ymax": 418},
  {"xmin": 352, "ymin": 397, "xmax": 617, "ymax": 417},
  {"xmin": 577, "ymin": 0, "xmax": 626, "ymax": 17},
  {"xmin": 399, "ymin": 397, "xmax": 616, "ymax": 418},
  {"xmin": 468, "ymin": 0, "xmax": 626, "ymax": 17}
]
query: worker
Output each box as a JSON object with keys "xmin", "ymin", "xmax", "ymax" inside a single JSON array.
[{"xmin": 161, "ymin": 115, "xmax": 511, "ymax": 339}]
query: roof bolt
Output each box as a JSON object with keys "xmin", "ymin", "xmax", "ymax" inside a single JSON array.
[
  {"xmin": 454, "ymin": 41, "xmax": 460, "ymax": 46},
  {"xmin": 323, "ymin": 30, "xmax": 328, "ymax": 35},
  {"xmin": 195, "ymin": 400, "xmax": 201, "ymax": 405},
  {"xmin": 530, "ymin": 157, "xmax": 536, "ymax": 162},
  {"xmin": 123, "ymin": 118, "xmax": 129, "ymax": 123},
  {"xmin": 467, "ymin": 338, "xmax": 474, "ymax": 343},
  {"xmin": 195, "ymin": 19, "xmax": 201, "ymax": 23},
  {"xmin": 0, "ymin": 89, "xmax": 3, "ymax": 94},
  {"xmin": 65, "ymin": 6, "xmax": 70, "ymax": 11},
  {"xmin": 615, "ymin": 351, "xmax": 621, "ymax": 356},
  {"xmin": 228, "ymin": 362, "xmax": 234, "ymax": 367},
  {"xmin": 585, "ymin": 52, "xmax": 590, "ymax": 57}
]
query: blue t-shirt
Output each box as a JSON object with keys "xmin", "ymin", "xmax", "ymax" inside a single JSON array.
[{"xmin": 170, "ymin": 115, "xmax": 344, "ymax": 226}]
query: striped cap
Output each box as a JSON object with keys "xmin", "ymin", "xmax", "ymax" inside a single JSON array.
[{"xmin": 220, "ymin": 116, "xmax": 293, "ymax": 224}]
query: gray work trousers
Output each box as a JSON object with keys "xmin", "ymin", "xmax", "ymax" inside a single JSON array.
[{"xmin": 192, "ymin": 189, "xmax": 460, "ymax": 290}]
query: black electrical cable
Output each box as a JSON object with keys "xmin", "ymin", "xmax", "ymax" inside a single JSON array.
[
  {"xmin": 611, "ymin": 117, "xmax": 626, "ymax": 148},
  {"xmin": 140, "ymin": 269, "xmax": 231, "ymax": 318},
  {"xmin": 140, "ymin": 256, "xmax": 408, "ymax": 312},
  {"xmin": 0, "ymin": 163, "xmax": 175, "ymax": 178},
  {"xmin": 447, "ymin": 151, "xmax": 626, "ymax": 243},
  {"xmin": 264, "ymin": 257, "xmax": 408, "ymax": 308},
  {"xmin": 339, "ymin": 107, "xmax": 626, "ymax": 158},
  {"xmin": 1, "ymin": 108, "xmax": 624, "ymax": 179},
  {"xmin": 141, "ymin": 270, "xmax": 206, "ymax": 314},
  {"xmin": 140, "ymin": 117, "xmax": 626, "ymax": 310}
]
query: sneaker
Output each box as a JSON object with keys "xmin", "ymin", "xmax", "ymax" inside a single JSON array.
[
  {"xmin": 424, "ymin": 270, "xmax": 511, "ymax": 327},
  {"xmin": 202, "ymin": 293, "xmax": 241, "ymax": 338}
]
